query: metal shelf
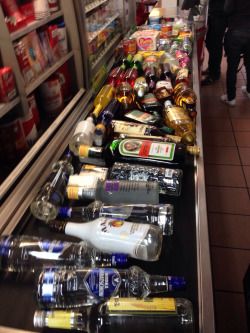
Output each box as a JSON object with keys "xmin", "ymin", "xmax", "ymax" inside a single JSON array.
[
  {"xmin": 87, "ymin": 13, "xmax": 119, "ymax": 43},
  {"xmin": 10, "ymin": 11, "xmax": 63, "ymax": 41},
  {"xmin": 0, "ymin": 97, "xmax": 20, "ymax": 119},
  {"xmin": 91, "ymin": 33, "xmax": 121, "ymax": 74},
  {"xmin": 24, "ymin": 51, "xmax": 74, "ymax": 96},
  {"xmin": 85, "ymin": 0, "xmax": 109, "ymax": 14}
]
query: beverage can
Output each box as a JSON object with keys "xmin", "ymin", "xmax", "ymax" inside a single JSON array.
[{"xmin": 123, "ymin": 38, "xmax": 137, "ymax": 56}]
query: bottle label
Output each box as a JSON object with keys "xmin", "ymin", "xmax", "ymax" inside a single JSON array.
[
  {"xmin": 94, "ymin": 217, "xmax": 150, "ymax": 256},
  {"xmin": 140, "ymin": 93, "xmax": 158, "ymax": 105},
  {"xmin": 165, "ymin": 107, "xmax": 191, "ymax": 123},
  {"xmin": 156, "ymin": 80, "xmax": 172, "ymax": 91},
  {"xmin": 47, "ymin": 311, "xmax": 74, "ymax": 329},
  {"xmin": 84, "ymin": 268, "xmax": 121, "ymax": 299},
  {"xmin": 112, "ymin": 120, "xmax": 148, "ymax": 135},
  {"xmin": 119, "ymin": 139, "xmax": 175, "ymax": 161},
  {"xmin": 125, "ymin": 110, "xmax": 155, "ymax": 123},
  {"xmin": 107, "ymin": 297, "xmax": 177, "ymax": 313}
]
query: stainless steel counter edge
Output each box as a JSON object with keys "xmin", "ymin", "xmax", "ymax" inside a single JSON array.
[{"xmin": 193, "ymin": 26, "xmax": 215, "ymax": 333}]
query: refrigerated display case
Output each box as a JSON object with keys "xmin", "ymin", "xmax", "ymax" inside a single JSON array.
[{"xmin": 0, "ymin": 7, "xmax": 214, "ymax": 333}]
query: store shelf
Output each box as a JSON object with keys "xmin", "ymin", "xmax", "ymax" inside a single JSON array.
[
  {"xmin": 85, "ymin": 0, "xmax": 109, "ymax": 14},
  {"xmin": 88, "ymin": 13, "xmax": 119, "ymax": 43},
  {"xmin": 10, "ymin": 11, "xmax": 63, "ymax": 41},
  {"xmin": 0, "ymin": 97, "xmax": 20, "ymax": 119},
  {"xmin": 24, "ymin": 51, "xmax": 73, "ymax": 96},
  {"xmin": 91, "ymin": 33, "xmax": 121, "ymax": 74}
]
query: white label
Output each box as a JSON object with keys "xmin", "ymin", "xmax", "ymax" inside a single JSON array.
[
  {"xmin": 112, "ymin": 120, "xmax": 148, "ymax": 135},
  {"xmin": 93, "ymin": 217, "xmax": 150, "ymax": 258},
  {"xmin": 68, "ymin": 174, "xmax": 99, "ymax": 187}
]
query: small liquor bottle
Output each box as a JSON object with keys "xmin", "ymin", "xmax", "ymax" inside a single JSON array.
[
  {"xmin": 49, "ymin": 217, "xmax": 162, "ymax": 261},
  {"xmin": 107, "ymin": 67, "xmax": 126, "ymax": 87},
  {"xmin": 173, "ymin": 82, "xmax": 197, "ymax": 119},
  {"xmin": 34, "ymin": 297, "xmax": 194, "ymax": 333},
  {"xmin": 92, "ymin": 84, "xmax": 115, "ymax": 119},
  {"xmin": 115, "ymin": 82, "xmax": 135, "ymax": 111},
  {"xmin": 123, "ymin": 109, "xmax": 161, "ymax": 126},
  {"xmin": 36, "ymin": 265, "xmax": 186, "ymax": 307},
  {"xmin": 58, "ymin": 201, "xmax": 174, "ymax": 236},
  {"xmin": 111, "ymin": 120, "xmax": 169, "ymax": 137},
  {"xmin": 163, "ymin": 100, "xmax": 196, "ymax": 145},
  {"xmin": 78, "ymin": 138, "xmax": 200, "ymax": 168},
  {"xmin": 30, "ymin": 152, "xmax": 74, "ymax": 222},
  {"xmin": 133, "ymin": 76, "xmax": 149, "ymax": 98},
  {"xmin": 139, "ymin": 93, "xmax": 163, "ymax": 114},
  {"xmin": 0, "ymin": 235, "xmax": 128, "ymax": 272}
]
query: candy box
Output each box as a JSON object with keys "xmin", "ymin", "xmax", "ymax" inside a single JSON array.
[{"xmin": 130, "ymin": 30, "xmax": 160, "ymax": 51}]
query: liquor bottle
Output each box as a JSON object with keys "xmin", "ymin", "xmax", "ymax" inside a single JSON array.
[
  {"xmin": 174, "ymin": 85, "xmax": 197, "ymax": 119},
  {"xmin": 58, "ymin": 201, "xmax": 174, "ymax": 236},
  {"xmin": 123, "ymin": 109, "xmax": 161, "ymax": 126},
  {"xmin": 160, "ymin": 62, "xmax": 172, "ymax": 80},
  {"xmin": 115, "ymin": 82, "xmax": 135, "ymax": 111},
  {"xmin": 163, "ymin": 100, "xmax": 196, "ymax": 145},
  {"xmin": 30, "ymin": 152, "xmax": 74, "ymax": 222},
  {"xmin": 182, "ymin": 36, "xmax": 192, "ymax": 56},
  {"xmin": 92, "ymin": 84, "xmax": 115, "ymax": 119},
  {"xmin": 174, "ymin": 68, "xmax": 189, "ymax": 86},
  {"xmin": 69, "ymin": 115, "xmax": 95, "ymax": 156},
  {"xmin": 78, "ymin": 138, "xmax": 200, "ymax": 168},
  {"xmin": 94, "ymin": 99, "xmax": 121, "ymax": 147},
  {"xmin": 120, "ymin": 54, "xmax": 133, "ymax": 71},
  {"xmin": 154, "ymin": 79, "xmax": 173, "ymax": 102},
  {"xmin": 110, "ymin": 162, "xmax": 183, "ymax": 197},
  {"xmin": 133, "ymin": 77, "xmax": 149, "ymax": 98},
  {"xmin": 34, "ymin": 297, "xmax": 194, "ymax": 333},
  {"xmin": 36, "ymin": 266, "xmax": 186, "ymax": 307},
  {"xmin": 139, "ymin": 93, "xmax": 163, "ymax": 114},
  {"xmin": 0, "ymin": 235, "xmax": 128, "ymax": 272},
  {"xmin": 144, "ymin": 66, "xmax": 157, "ymax": 91},
  {"xmin": 124, "ymin": 66, "xmax": 138, "ymax": 88},
  {"xmin": 132, "ymin": 53, "xmax": 144, "ymax": 75},
  {"xmin": 66, "ymin": 179, "xmax": 159, "ymax": 204},
  {"xmin": 111, "ymin": 120, "xmax": 170, "ymax": 137},
  {"xmin": 107, "ymin": 66, "xmax": 125, "ymax": 87}
]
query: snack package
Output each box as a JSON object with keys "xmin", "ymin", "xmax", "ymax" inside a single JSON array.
[{"xmin": 130, "ymin": 30, "xmax": 160, "ymax": 51}]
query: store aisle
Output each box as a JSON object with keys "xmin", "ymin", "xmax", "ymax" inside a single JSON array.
[{"xmin": 201, "ymin": 53, "xmax": 250, "ymax": 333}]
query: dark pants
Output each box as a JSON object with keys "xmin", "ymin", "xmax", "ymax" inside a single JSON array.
[
  {"xmin": 224, "ymin": 29, "xmax": 250, "ymax": 100},
  {"xmin": 205, "ymin": 14, "xmax": 228, "ymax": 80}
]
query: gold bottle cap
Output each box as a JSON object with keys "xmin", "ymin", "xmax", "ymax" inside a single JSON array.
[
  {"xmin": 67, "ymin": 186, "xmax": 79, "ymax": 200},
  {"xmin": 95, "ymin": 123, "xmax": 106, "ymax": 133},
  {"xmin": 186, "ymin": 145, "xmax": 200, "ymax": 156},
  {"xmin": 165, "ymin": 134, "xmax": 182, "ymax": 143},
  {"xmin": 78, "ymin": 145, "xmax": 90, "ymax": 158},
  {"xmin": 182, "ymin": 132, "xmax": 196, "ymax": 145}
]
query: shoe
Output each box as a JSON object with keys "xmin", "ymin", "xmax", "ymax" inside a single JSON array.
[
  {"xmin": 201, "ymin": 75, "xmax": 219, "ymax": 86},
  {"xmin": 241, "ymin": 86, "xmax": 250, "ymax": 99},
  {"xmin": 220, "ymin": 94, "xmax": 236, "ymax": 107},
  {"xmin": 201, "ymin": 68, "xmax": 209, "ymax": 75}
]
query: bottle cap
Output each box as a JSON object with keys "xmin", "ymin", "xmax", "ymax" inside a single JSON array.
[
  {"xmin": 78, "ymin": 145, "xmax": 90, "ymax": 158},
  {"xmin": 167, "ymin": 276, "xmax": 186, "ymax": 291},
  {"xmin": 186, "ymin": 145, "xmax": 200, "ymax": 156},
  {"xmin": 111, "ymin": 253, "xmax": 128, "ymax": 267},
  {"xmin": 57, "ymin": 207, "xmax": 71, "ymax": 219},
  {"xmin": 67, "ymin": 186, "xmax": 80, "ymax": 200},
  {"xmin": 182, "ymin": 131, "xmax": 196, "ymax": 145},
  {"xmin": 33, "ymin": 311, "xmax": 45, "ymax": 328}
]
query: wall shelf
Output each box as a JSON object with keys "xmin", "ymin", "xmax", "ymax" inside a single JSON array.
[
  {"xmin": 0, "ymin": 97, "xmax": 20, "ymax": 119},
  {"xmin": 87, "ymin": 13, "xmax": 119, "ymax": 43},
  {"xmin": 85, "ymin": 0, "xmax": 109, "ymax": 14}
]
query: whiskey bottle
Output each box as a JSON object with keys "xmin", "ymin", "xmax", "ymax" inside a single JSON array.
[
  {"xmin": 115, "ymin": 82, "xmax": 135, "ymax": 111},
  {"xmin": 92, "ymin": 84, "xmax": 115, "ymax": 119},
  {"xmin": 49, "ymin": 217, "xmax": 162, "ymax": 261},
  {"xmin": 34, "ymin": 297, "xmax": 194, "ymax": 333},
  {"xmin": 36, "ymin": 266, "xmax": 186, "ymax": 307},
  {"xmin": 33, "ymin": 297, "xmax": 194, "ymax": 333},
  {"xmin": 0, "ymin": 235, "xmax": 128, "ymax": 272},
  {"xmin": 109, "ymin": 162, "xmax": 183, "ymax": 196},
  {"xmin": 78, "ymin": 138, "xmax": 200, "ymax": 168},
  {"xmin": 58, "ymin": 201, "xmax": 174, "ymax": 236},
  {"xmin": 163, "ymin": 100, "xmax": 196, "ymax": 145}
]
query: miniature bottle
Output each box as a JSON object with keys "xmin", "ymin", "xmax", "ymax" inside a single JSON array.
[
  {"xmin": 34, "ymin": 297, "xmax": 194, "ymax": 333},
  {"xmin": 58, "ymin": 201, "xmax": 174, "ymax": 236},
  {"xmin": 36, "ymin": 265, "xmax": 186, "ymax": 307},
  {"xmin": 0, "ymin": 235, "xmax": 128, "ymax": 272},
  {"xmin": 133, "ymin": 77, "xmax": 149, "ymax": 98},
  {"xmin": 92, "ymin": 84, "xmax": 115, "ymax": 119},
  {"xmin": 115, "ymin": 82, "xmax": 135, "ymax": 111}
]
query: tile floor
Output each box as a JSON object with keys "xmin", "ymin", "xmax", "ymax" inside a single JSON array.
[{"xmin": 200, "ymin": 54, "xmax": 250, "ymax": 333}]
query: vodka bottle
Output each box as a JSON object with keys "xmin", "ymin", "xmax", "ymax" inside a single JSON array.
[
  {"xmin": 30, "ymin": 152, "xmax": 74, "ymax": 222},
  {"xmin": 0, "ymin": 235, "xmax": 128, "ymax": 272},
  {"xmin": 67, "ymin": 179, "xmax": 159, "ymax": 204},
  {"xmin": 50, "ymin": 216, "xmax": 162, "ymax": 261},
  {"xmin": 34, "ymin": 297, "xmax": 194, "ymax": 333},
  {"xmin": 57, "ymin": 201, "xmax": 174, "ymax": 236},
  {"xmin": 69, "ymin": 115, "xmax": 95, "ymax": 156},
  {"xmin": 36, "ymin": 266, "xmax": 186, "ymax": 307},
  {"xmin": 109, "ymin": 162, "xmax": 183, "ymax": 196}
]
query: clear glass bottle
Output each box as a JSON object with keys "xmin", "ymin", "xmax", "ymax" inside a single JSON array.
[
  {"xmin": 34, "ymin": 297, "xmax": 194, "ymax": 333},
  {"xmin": 36, "ymin": 266, "xmax": 186, "ymax": 307},
  {"xmin": 109, "ymin": 162, "xmax": 183, "ymax": 196},
  {"xmin": 30, "ymin": 152, "xmax": 74, "ymax": 222},
  {"xmin": 57, "ymin": 201, "xmax": 174, "ymax": 236},
  {"xmin": 163, "ymin": 100, "xmax": 196, "ymax": 145},
  {"xmin": 50, "ymin": 216, "xmax": 162, "ymax": 261},
  {"xmin": 0, "ymin": 235, "xmax": 128, "ymax": 272},
  {"xmin": 69, "ymin": 115, "xmax": 95, "ymax": 156}
]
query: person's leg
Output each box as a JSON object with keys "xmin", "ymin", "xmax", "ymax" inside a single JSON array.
[
  {"xmin": 243, "ymin": 34, "xmax": 250, "ymax": 93},
  {"xmin": 224, "ymin": 30, "xmax": 243, "ymax": 101}
]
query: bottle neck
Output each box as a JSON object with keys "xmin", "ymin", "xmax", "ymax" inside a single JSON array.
[
  {"xmin": 149, "ymin": 275, "xmax": 186, "ymax": 293},
  {"xmin": 95, "ymin": 252, "xmax": 128, "ymax": 268},
  {"xmin": 78, "ymin": 145, "xmax": 104, "ymax": 159}
]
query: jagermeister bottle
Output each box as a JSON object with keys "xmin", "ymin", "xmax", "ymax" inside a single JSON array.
[
  {"xmin": 78, "ymin": 138, "xmax": 200, "ymax": 168},
  {"xmin": 163, "ymin": 100, "xmax": 196, "ymax": 145}
]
